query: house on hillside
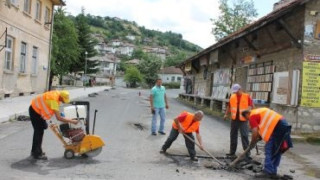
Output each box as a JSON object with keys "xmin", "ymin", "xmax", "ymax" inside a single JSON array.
[
  {"xmin": 118, "ymin": 43, "xmax": 134, "ymax": 56},
  {"xmin": 89, "ymin": 53, "xmax": 120, "ymax": 77},
  {"xmin": 178, "ymin": 0, "xmax": 320, "ymax": 132},
  {"xmin": 125, "ymin": 59, "xmax": 140, "ymax": 65},
  {"xmin": 143, "ymin": 46, "xmax": 167, "ymax": 61},
  {"xmin": 0, "ymin": 0, "xmax": 64, "ymax": 98}
]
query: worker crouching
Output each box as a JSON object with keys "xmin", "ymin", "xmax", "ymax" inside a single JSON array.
[
  {"xmin": 160, "ymin": 111, "xmax": 204, "ymax": 161},
  {"xmin": 242, "ymin": 108, "xmax": 293, "ymax": 178}
]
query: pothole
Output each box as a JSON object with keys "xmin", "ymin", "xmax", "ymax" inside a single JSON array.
[{"xmin": 130, "ymin": 123, "xmax": 148, "ymax": 131}]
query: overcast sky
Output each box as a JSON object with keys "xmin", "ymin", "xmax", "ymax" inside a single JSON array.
[{"xmin": 65, "ymin": 0, "xmax": 279, "ymax": 48}]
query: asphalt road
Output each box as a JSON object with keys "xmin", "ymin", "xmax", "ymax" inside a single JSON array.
[{"xmin": 0, "ymin": 88, "xmax": 318, "ymax": 180}]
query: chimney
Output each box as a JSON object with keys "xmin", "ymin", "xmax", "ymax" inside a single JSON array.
[{"xmin": 273, "ymin": 0, "xmax": 295, "ymax": 10}]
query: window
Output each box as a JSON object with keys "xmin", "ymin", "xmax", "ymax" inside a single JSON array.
[
  {"xmin": 35, "ymin": 0, "xmax": 41, "ymax": 21},
  {"xmin": 23, "ymin": 0, "xmax": 31, "ymax": 13},
  {"xmin": 31, "ymin": 46, "xmax": 38, "ymax": 74},
  {"xmin": 44, "ymin": 7, "xmax": 50, "ymax": 24},
  {"xmin": 177, "ymin": 77, "xmax": 181, "ymax": 82},
  {"xmin": 10, "ymin": 0, "xmax": 19, "ymax": 6},
  {"xmin": 5, "ymin": 37, "xmax": 14, "ymax": 71},
  {"xmin": 20, "ymin": 42, "xmax": 27, "ymax": 73},
  {"xmin": 171, "ymin": 76, "xmax": 175, "ymax": 82}
]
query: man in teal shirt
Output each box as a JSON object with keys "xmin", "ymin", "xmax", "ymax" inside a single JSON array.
[{"xmin": 150, "ymin": 78, "xmax": 169, "ymax": 135}]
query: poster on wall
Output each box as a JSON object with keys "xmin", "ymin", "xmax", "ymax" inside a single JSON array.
[
  {"xmin": 272, "ymin": 71, "xmax": 299, "ymax": 106},
  {"xmin": 196, "ymin": 83, "xmax": 206, "ymax": 97},
  {"xmin": 212, "ymin": 69, "xmax": 231, "ymax": 99},
  {"xmin": 213, "ymin": 69, "xmax": 231, "ymax": 85},
  {"xmin": 301, "ymin": 62, "xmax": 320, "ymax": 107}
]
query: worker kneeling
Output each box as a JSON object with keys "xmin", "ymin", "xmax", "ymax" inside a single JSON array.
[
  {"xmin": 242, "ymin": 108, "xmax": 293, "ymax": 178},
  {"xmin": 160, "ymin": 111, "xmax": 204, "ymax": 161}
]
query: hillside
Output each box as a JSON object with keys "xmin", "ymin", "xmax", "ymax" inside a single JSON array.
[{"xmin": 84, "ymin": 14, "xmax": 202, "ymax": 59}]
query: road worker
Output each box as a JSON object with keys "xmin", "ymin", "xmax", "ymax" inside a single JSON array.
[
  {"xmin": 29, "ymin": 90, "xmax": 78, "ymax": 160},
  {"xmin": 224, "ymin": 84, "xmax": 255, "ymax": 160},
  {"xmin": 160, "ymin": 111, "xmax": 204, "ymax": 161},
  {"xmin": 242, "ymin": 108, "xmax": 293, "ymax": 178}
]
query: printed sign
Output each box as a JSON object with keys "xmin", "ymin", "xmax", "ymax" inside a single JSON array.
[
  {"xmin": 305, "ymin": 54, "xmax": 320, "ymax": 61},
  {"xmin": 185, "ymin": 62, "xmax": 191, "ymax": 71},
  {"xmin": 301, "ymin": 62, "xmax": 320, "ymax": 107}
]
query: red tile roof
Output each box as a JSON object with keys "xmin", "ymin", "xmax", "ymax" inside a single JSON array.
[{"xmin": 159, "ymin": 66, "xmax": 183, "ymax": 74}]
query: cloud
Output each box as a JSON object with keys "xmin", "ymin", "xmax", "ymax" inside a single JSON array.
[{"xmin": 64, "ymin": 0, "xmax": 219, "ymax": 48}]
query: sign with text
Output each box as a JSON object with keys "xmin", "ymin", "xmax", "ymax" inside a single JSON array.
[{"xmin": 301, "ymin": 62, "xmax": 320, "ymax": 107}]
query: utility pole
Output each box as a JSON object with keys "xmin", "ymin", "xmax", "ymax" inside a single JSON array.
[
  {"xmin": 112, "ymin": 56, "xmax": 116, "ymax": 87},
  {"xmin": 84, "ymin": 51, "xmax": 88, "ymax": 90}
]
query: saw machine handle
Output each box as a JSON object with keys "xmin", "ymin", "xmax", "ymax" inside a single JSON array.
[{"xmin": 92, "ymin": 109, "xmax": 98, "ymax": 134}]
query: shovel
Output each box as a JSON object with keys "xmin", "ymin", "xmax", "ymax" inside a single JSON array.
[
  {"xmin": 229, "ymin": 141, "xmax": 257, "ymax": 167},
  {"xmin": 182, "ymin": 132, "xmax": 225, "ymax": 166}
]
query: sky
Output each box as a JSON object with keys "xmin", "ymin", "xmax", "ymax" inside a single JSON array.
[{"xmin": 65, "ymin": 0, "xmax": 279, "ymax": 49}]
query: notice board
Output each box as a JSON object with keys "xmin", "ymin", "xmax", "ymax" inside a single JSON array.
[{"xmin": 301, "ymin": 62, "xmax": 320, "ymax": 107}]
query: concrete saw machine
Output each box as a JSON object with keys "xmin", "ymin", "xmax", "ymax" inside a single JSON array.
[{"xmin": 50, "ymin": 101, "xmax": 105, "ymax": 159}]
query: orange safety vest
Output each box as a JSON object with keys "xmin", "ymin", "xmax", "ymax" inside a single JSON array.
[
  {"xmin": 250, "ymin": 108, "xmax": 282, "ymax": 142},
  {"xmin": 229, "ymin": 93, "xmax": 250, "ymax": 121},
  {"xmin": 31, "ymin": 91, "xmax": 61, "ymax": 120},
  {"xmin": 172, "ymin": 111, "xmax": 200, "ymax": 133}
]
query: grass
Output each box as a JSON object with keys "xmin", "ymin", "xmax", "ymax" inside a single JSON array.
[{"xmin": 291, "ymin": 132, "xmax": 320, "ymax": 145}]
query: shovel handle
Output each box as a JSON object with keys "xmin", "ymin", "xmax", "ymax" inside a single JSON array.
[
  {"xmin": 229, "ymin": 141, "xmax": 257, "ymax": 167},
  {"xmin": 182, "ymin": 132, "xmax": 225, "ymax": 166}
]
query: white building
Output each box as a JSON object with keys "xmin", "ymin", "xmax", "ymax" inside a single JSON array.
[
  {"xmin": 89, "ymin": 53, "xmax": 120, "ymax": 77},
  {"xmin": 158, "ymin": 66, "xmax": 183, "ymax": 83}
]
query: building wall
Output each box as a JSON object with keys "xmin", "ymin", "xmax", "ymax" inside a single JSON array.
[
  {"xmin": 158, "ymin": 74, "xmax": 182, "ymax": 83},
  {"xmin": 295, "ymin": 0, "xmax": 320, "ymax": 132},
  {"xmin": 0, "ymin": 0, "xmax": 54, "ymax": 98}
]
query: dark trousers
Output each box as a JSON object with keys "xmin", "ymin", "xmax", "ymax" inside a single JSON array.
[
  {"xmin": 162, "ymin": 128, "xmax": 196, "ymax": 158},
  {"xmin": 264, "ymin": 119, "xmax": 292, "ymax": 174},
  {"xmin": 29, "ymin": 106, "xmax": 48, "ymax": 157},
  {"xmin": 229, "ymin": 119, "xmax": 250, "ymax": 157}
]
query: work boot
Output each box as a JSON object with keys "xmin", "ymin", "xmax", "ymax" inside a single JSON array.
[
  {"xmin": 158, "ymin": 131, "xmax": 166, "ymax": 135},
  {"xmin": 190, "ymin": 157, "xmax": 198, "ymax": 162},
  {"xmin": 159, "ymin": 148, "xmax": 166, "ymax": 154},
  {"xmin": 226, "ymin": 153, "xmax": 237, "ymax": 159},
  {"xmin": 33, "ymin": 154, "xmax": 48, "ymax": 160},
  {"xmin": 255, "ymin": 171, "xmax": 280, "ymax": 179}
]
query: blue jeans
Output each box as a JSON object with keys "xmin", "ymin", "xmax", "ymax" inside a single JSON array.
[
  {"xmin": 264, "ymin": 119, "xmax": 292, "ymax": 174},
  {"xmin": 151, "ymin": 108, "xmax": 166, "ymax": 133}
]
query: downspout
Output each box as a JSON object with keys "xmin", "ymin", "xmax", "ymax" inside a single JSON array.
[{"xmin": 45, "ymin": 3, "xmax": 55, "ymax": 91}]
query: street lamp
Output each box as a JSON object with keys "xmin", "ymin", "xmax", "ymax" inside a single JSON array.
[{"xmin": 84, "ymin": 51, "xmax": 88, "ymax": 90}]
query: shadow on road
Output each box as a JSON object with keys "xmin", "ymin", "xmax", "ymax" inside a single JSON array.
[{"xmin": 11, "ymin": 156, "xmax": 101, "ymax": 175}]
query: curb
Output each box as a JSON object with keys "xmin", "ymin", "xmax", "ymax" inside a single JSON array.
[{"xmin": 0, "ymin": 86, "xmax": 111, "ymax": 124}]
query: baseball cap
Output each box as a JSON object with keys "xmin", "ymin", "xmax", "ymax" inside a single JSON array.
[
  {"xmin": 60, "ymin": 90, "xmax": 70, "ymax": 103},
  {"xmin": 231, "ymin": 84, "xmax": 241, "ymax": 93}
]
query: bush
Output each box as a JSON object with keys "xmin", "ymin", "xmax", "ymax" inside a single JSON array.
[
  {"xmin": 124, "ymin": 66, "xmax": 143, "ymax": 88},
  {"xmin": 162, "ymin": 82, "xmax": 180, "ymax": 89}
]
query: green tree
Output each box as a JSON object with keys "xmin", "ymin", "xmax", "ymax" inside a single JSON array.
[
  {"xmin": 50, "ymin": 8, "xmax": 79, "ymax": 89},
  {"xmin": 131, "ymin": 47, "xmax": 146, "ymax": 60},
  {"xmin": 164, "ymin": 51, "xmax": 187, "ymax": 67},
  {"xmin": 211, "ymin": 0, "xmax": 257, "ymax": 41},
  {"xmin": 71, "ymin": 8, "xmax": 99, "ymax": 74},
  {"xmin": 124, "ymin": 66, "xmax": 143, "ymax": 88},
  {"xmin": 138, "ymin": 55, "xmax": 162, "ymax": 87}
]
